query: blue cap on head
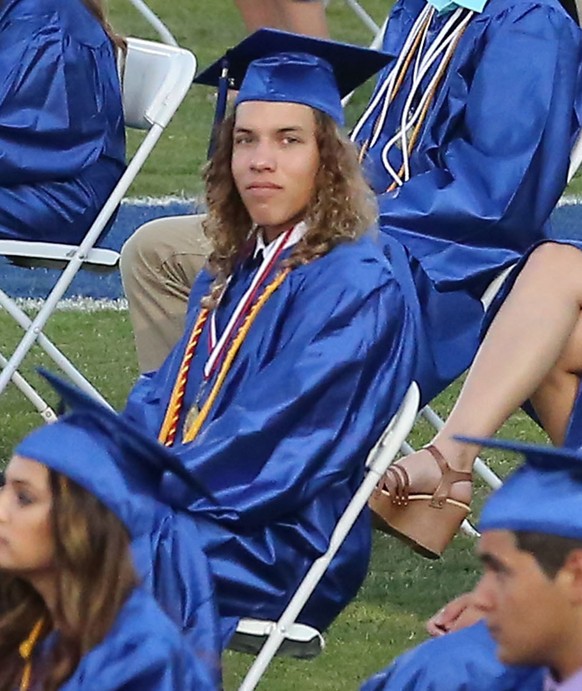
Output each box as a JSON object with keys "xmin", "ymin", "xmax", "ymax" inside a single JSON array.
[
  {"xmin": 236, "ymin": 51, "xmax": 344, "ymax": 125},
  {"xmin": 194, "ymin": 28, "xmax": 391, "ymax": 128},
  {"xmin": 457, "ymin": 435, "xmax": 582, "ymax": 540},
  {"xmin": 14, "ymin": 370, "xmax": 205, "ymax": 537}
]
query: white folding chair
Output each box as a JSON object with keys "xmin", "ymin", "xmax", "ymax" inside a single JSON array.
[
  {"xmin": 232, "ymin": 382, "xmax": 421, "ymax": 691},
  {"xmin": 0, "ymin": 38, "xmax": 197, "ymax": 420},
  {"xmin": 402, "ymin": 125, "xmax": 582, "ymax": 537}
]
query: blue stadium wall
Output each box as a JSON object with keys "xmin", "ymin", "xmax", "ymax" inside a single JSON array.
[{"xmin": 2, "ymin": 199, "xmax": 582, "ymax": 300}]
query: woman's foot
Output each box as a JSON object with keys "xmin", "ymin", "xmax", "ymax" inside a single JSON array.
[{"xmin": 368, "ymin": 445, "xmax": 472, "ymax": 559}]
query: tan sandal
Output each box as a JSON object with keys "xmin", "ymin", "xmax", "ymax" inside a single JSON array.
[{"xmin": 368, "ymin": 444, "xmax": 471, "ymax": 559}]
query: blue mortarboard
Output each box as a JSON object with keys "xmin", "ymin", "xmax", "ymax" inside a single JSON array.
[
  {"xmin": 457, "ymin": 435, "xmax": 582, "ymax": 540},
  {"xmin": 195, "ymin": 28, "xmax": 391, "ymax": 134},
  {"xmin": 14, "ymin": 371, "xmax": 205, "ymax": 537}
]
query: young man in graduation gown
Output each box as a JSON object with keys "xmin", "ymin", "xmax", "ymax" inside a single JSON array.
[
  {"xmin": 122, "ymin": 37, "xmax": 421, "ymax": 641},
  {"xmin": 362, "ymin": 426, "xmax": 582, "ymax": 690},
  {"xmin": 121, "ymin": 0, "xmax": 581, "ymax": 401}
]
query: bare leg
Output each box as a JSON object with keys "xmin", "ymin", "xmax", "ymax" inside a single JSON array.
[
  {"xmin": 235, "ymin": 0, "xmax": 286, "ymax": 31},
  {"xmin": 528, "ymin": 313, "xmax": 582, "ymax": 443},
  {"xmin": 434, "ymin": 243, "xmax": 582, "ymax": 468},
  {"xmin": 277, "ymin": 1, "xmax": 329, "ymax": 38},
  {"xmin": 370, "ymin": 243, "xmax": 582, "ymax": 557},
  {"xmin": 402, "ymin": 243, "xmax": 582, "ymax": 495}
]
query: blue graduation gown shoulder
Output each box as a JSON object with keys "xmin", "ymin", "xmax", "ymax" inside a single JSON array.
[
  {"xmin": 59, "ymin": 587, "xmax": 210, "ymax": 690},
  {"xmin": 0, "ymin": 0, "xmax": 125, "ymax": 243},
  {"xmin": 360, "ymin": 621, "xmax": 545, "ymax": 691}
]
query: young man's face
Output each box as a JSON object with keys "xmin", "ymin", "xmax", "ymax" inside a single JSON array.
[
  {"xmin": 474, "ymin": 529, "xmax": 573, "ymax": 670},
  {"xmin": 231, "ymin": 100, "xmax": 320, "ymax": 242}
]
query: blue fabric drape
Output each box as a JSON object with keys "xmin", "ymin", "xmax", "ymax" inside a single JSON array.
[{"xmin": 0, "ymin": 0, "xmax": 125, "ymax": 243}]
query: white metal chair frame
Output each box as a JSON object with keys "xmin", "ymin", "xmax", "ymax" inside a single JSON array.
[
  {"xmin": 126, "ymin": 0, "xmax": 178, "ymax": 46},
  {"xmin": 0, "ymin": 37, "xmax": 197, "ymax": 419},
  {"xmin": 235, "ymin": 382, "xmax": 421, "ymax": 691}
]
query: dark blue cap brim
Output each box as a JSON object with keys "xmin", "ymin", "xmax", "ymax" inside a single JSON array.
[
  {"xmin": 194, "ymin": 28, "xmax": 390, "ymax": 97},
  {"xmin": 36, "ymin": 369, "xmax": 204, "ymax": 492},
  {"xmin": 462, "ymin": 435, "xmax": 582, "ymax": 539}
]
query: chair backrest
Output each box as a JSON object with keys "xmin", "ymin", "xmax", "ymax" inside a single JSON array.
[
  {"xmin": 568, "ymin": 129, "xmax": 582, "ymax": 183},
  {"xmin": 121, "ymin": 37, "xmax": 196, "ymax": 131}
]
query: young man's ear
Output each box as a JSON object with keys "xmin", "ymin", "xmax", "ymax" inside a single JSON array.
[{"xmin": 560, "ymin": 549, "xmax": 582, "ymax": 604}]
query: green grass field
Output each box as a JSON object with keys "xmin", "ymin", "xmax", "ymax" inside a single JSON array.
[
  {"xmin": 0, "ymin": 304, "xmax": 547, "ymax": 689},
  {"xmin": 0, "ymin": 1, "xmax": 572, "ymax": 688}
]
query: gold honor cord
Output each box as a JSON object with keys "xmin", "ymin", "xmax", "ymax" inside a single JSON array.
[
  {"xmin": 19, "ymin": 619, "xmax": 44, "ymax": 691},
  {"xmin": 158, "ymin": 307, "xmax": 211, "ymax": 446},
  {"xmin": 159, "ymin": 268, "xmax": 290, "ymax": 446}
]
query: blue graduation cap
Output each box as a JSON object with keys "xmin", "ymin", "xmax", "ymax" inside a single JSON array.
[
  {"xmin": 457, "ymin": 436, "xmax": 582, "ymax": 540},
  {"xmin": 195, "ymin": 28, "xmax": 391, "ymax": 153},
  {"xmin": 14, "ymin": 370, "xmax": 206, "ymax": 537}
]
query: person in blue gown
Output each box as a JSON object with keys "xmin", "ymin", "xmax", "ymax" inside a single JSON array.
[
  {"xmin": 362, "ymin": 427, "xmax": 582, "ymax": 690},
  {"xmin": 0, "ymin": 0, "xmax": 125, "ymax": 244},
  {"xmin": 368, "ymin": 0, "xmax": 582, "ymax": 551},
  {"xmin": 122, "ymin": 36, "xmax": 421, "ymax": 640},
  {"xmin": 371, "ymin": 236, "xmax": 582, "ymax": 557},
  {"xmin": 351, "ymin": 0, "xmax": 582, "ymax": 404},
  {"xmin": 0, "ymin": 375, "xmax": 220, "ymax": 690},
  {"xmin": 361, "ymin": 620, "xmax": 545, "ymax": 691},
  {"xmin": 120, "ymin": 0, "xmax": 581, "ymax": 393}
]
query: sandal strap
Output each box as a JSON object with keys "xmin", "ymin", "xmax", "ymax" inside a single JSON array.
[
  {"xmin": 379, "ymin": 464, "xmax": 411, "ymax": 506},
  {"xmin": 424, "ymin": 444, "xmax": 472, "ymax": 509}
]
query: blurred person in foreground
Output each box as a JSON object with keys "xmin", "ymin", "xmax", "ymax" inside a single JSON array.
[
  {"xmin": 363, "ymin": 431, "xmax": 582, "ymax": 690},
  {"xmin": 0, "ymin": 372, "xmax": 216, "ymax": 690}
]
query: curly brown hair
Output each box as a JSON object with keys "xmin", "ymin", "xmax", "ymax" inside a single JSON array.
[
  {"xmin": 201, "ymin": 107, "xmax": 377, "ymax": 307},
  {"xmin": 0, "ymin": 470, "xmax": 137, "ymax": 691}
]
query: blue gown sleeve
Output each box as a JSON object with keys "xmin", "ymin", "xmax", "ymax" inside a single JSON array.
[
  {"xmin": 376, "ymin": 4, "xmax": 582, "ymax": 288},
  {"xmin": 0, "ymin": 20, "xmax": 112, "ymax": 184},
  {"xmin": 157, "ymin": 256, "xmax": 416, "ymax": 528},
  {"xmin": 360, "ymin": 622, "xmax": 545, "ymax": 691},
  {"xmin": 60, "ymin": 588, "xmax": 214, "ymax": 690}
]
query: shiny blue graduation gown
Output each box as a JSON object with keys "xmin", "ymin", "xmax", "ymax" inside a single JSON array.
[
  {"xmin": 55, "ymin": 587, "xmax": 206, "ymax": 690},
  {"xmin": 124, "ymin": 235, "xmax": 419, "ymax": 636},
  {"xmin": 360, "ymin": 621, "xmax": 545, "ymax": 691},
  {"xmin": 355, "ymin": 0, "xmax": 582, "ymax": 402},
  {"xmin": 0, "ymin": 0, "xmax": 125, "ymax": 243},
  {"xmin": 16, "ymin": 415, "xmax": 223, "ymax": 689}
]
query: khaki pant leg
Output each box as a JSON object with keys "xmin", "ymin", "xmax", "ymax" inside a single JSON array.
[{"xmin": 120, "ymin": 214, "xmax": 211, "ymax": 372}]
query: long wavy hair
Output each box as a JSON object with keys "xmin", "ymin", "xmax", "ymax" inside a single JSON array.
[
  {"xmin": 81, "ymin": 0, "xmax": 126, "ymax": 52},
  {"xmin": 0, "ymin": 471, "xmax": 137, "ymax": 691},
  {"xmin": 201, "ymin": 107, "xmax": 378, "ymax": 307}
]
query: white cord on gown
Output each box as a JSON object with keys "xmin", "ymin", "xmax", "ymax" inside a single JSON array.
[{"xmin": 351, "ymin": 5, "xmax": 473, "ymax": 188}]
